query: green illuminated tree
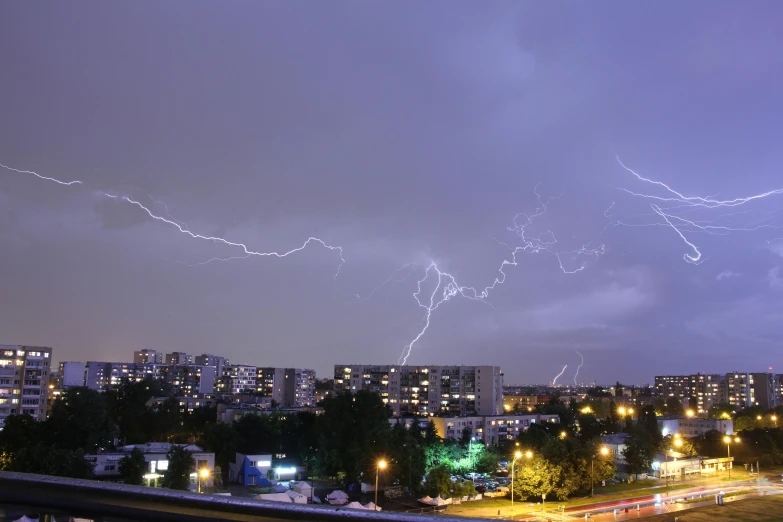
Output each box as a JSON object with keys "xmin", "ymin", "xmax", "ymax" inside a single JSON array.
[
  {"xmin": 512, "ymin": 455, "xmax": 562, "ymax": 501},
  {"xmin": 161, "ymin": 445, "xmax": 195, "ymax": 490}
]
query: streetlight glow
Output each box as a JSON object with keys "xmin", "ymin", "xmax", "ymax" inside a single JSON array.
[
  {"xmin": 378, "ymin": 460, "xmax": 387, "ymax": 470},
  {"xmin": 600, "ymin": 447, "xmax": 609, "ymax": 456},
  {"xmin": 618, "ymin": 407, "xmax": 626, "ymax": 416},
  {"xmin": 525, "ymin": 451, "xmax": 533, "ymax": 459},
  {"xmin": 674, "ymin": 438, "xmax": 683, "ymax": 448},
  {"xmin": 514, "ymin": 451, "xmax": 522, "ymax": 459},
  {"xmin": 686, "ymin": 410, "xmax": 694, "ymax": 418}
]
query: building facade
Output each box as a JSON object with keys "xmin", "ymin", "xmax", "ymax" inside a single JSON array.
[
  {"xmin": 133, "ymin": 349, "xmax": 164, "ymax": 364},
  {"xmin": 165, "ymin": 352, "xmax": 193, "ymax": 365},
  {"xmin": 335, "ymin": 365, "xmax": 504, "ymax": 417},
  {"xmin": 58, "ymin": 361, "xmax": 85, "ymax": 388},
  {"xmin": 194, "ymin": 354, "xmax": 229, "ymax": 377},
  {"xmin": 167, "ymin": 365, "xmax": 216, "ymax": 396},
  {"xmin": 219, "ymin": 365, "xmax": 257, "ymax": 394},
  {"xmin": 655, "ymin": 374, "xmax": 722, "ymax": 413},
  {"xmin": 658, "ymin": 416, "xmax": 734, "ymax": 437},
  {"xmin": 0, "ymin": 345, "xmax": 53, "ymax": 428},
  {"xmin": 85, "ymin": 362, "xmax": 134, "ymax": 391}
]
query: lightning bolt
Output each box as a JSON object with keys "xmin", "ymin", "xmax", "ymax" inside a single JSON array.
[
  {"xmin": 3, "ymin": 162, "xmax": 346, "ymax": 278},
  {"xmin": 573, "ymin": 350, "xmax": 584, "ymax": 386},
  {"xmin": 349, "ymin": 262, "xmax": 417, "ymax": 304},
  {"xmin": 616, "ymin": 157, "xmax": 783, "ymax": 263},
  {"xmin": 552, "ymin": 364, "xmax": 567, "ymax": 386},
  {"xmin": 0, "ymin": 163, "xmax": 82, "ymax": 186},
  {"xmin": 398, "ymin": 186, "xmax": 607, "ymax": 365}
]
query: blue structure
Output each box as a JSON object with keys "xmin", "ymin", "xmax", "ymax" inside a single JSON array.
[{"xmin": 228, "ymin": 453, "xmax": 274, "ymax": 486}]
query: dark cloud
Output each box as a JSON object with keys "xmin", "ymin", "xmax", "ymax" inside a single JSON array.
[{"xmin": 1, "ymin": 1, "xmax": 782, "ymax": 383}]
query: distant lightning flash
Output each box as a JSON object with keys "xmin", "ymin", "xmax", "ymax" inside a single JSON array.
[
  {"xmin": 398, "ymin": 186, "xmax": 607, "ymax": 365},
  {"xmin": 0, "ymin": 163, "xmax": 82, "ymax": 186},
  {"xmin": 552, "ymin": 365, "xmax": 567, "ymax": 386},
  {"xmin": 573, "ymin": 350, "xmax": 584, "ymax": 386},
  {"xmin": 3, "ymin": 162, "xmax": 346, "ymax": 277},
  {"xmin": 102, "ymin": 193, "xmax": 346, "ymax": 275},
  {"xmin": 616, "ymin": 156, "xmax": 783, "ymax": 263}
]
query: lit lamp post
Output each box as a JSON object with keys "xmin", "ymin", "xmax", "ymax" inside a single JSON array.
[
  {"xmin": 197, "ymin": 468, "xmax": 210, "ymax": 494},
  {"xmin": 723, "ymin": 436, "xmax": 740, "ymax": 482},
  {"xmin": 773, "ymin": 415, "xmax": 778, "ymax": 428},
  {"xmin": 511, "ymin": 451, "xmax": 532, "ymax": 511},
  {"xmin": 375, "ymin": 460, "xmax": 387, "ymax": 510},
  {"xmin": 591, "ymin": 447, "xmax": 608, "ymax": 497},
  {"xmin": 686, "ymin": 410, "xmax": 695, "ymax": 418},
  {"xmin": 665, "ymin": 437, "xmax": 683, "ymax": 492}
]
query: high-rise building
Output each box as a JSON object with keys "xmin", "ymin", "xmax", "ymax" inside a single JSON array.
[
  {"xmin": 0, "ymin": 345, "xmax": 53, "ymax": 428},
  {"xmin": 165, "ymin": 352, "xmax": 193, "ymax": 365},
  {"xmin": 655, "ymin": 374, "xmax": 723, "ymax": 413},
  {"xmin": 167, "ymin": 365, "xmax": 216, "ymax": 396},
  {"xmin": 255, "ymin": 367, "xmax": 316, "ymax": 407},
  {"xmin": 194, "ymin": 354, "xmax": 229, "ymax": 377},
  {"xmin": 134, "ymin": 349, "xmax": 163, "ymax": 364},
  {"xmin": 218, "ymin": 365, "xmax": 257, "ymax": 394},
  {"xmin": 58, "ymin": 362, "xmax": 85, "ymax": 388},
  {"xmin": 85, "ymin": 362, "xmax": 134, "ymax": 391},
  {"xmin": 334, "ymin": 365, "xmax": 504, "ymax": 417}
]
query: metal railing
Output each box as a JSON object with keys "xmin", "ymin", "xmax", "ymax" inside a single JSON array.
[{"xmin": 0, "ymin": 472, "xmax": 490, "ymax": 522}]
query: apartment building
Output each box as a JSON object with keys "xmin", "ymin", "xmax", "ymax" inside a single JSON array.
[
  {"xmin": 658, "ymin": 416, "xmax": 734, "ymax": 437},
  {"xmin": 255, "ymin": 367, "xmax": 316, "ymax": 407},
  {"xmin": 0, "ymin": 345, "xmax": 53, "ymax": 428},
  {"xmin": 85, "ymin": 362, "xmax": 135, "ymax": 391},
  {"xmin": 133, "ymin": 349, "xmax": 164, "ymax": 364},
  {"xmin": 58, "ymin": 361, "xmax": 85, "ymax": 388},
  {"xmin": 132, "ymin": 363, "xmax": 169, "ymax": 383},
  {"xmin": 194, "ymin": 354, "xmax": 229, "ymax": 377},
  {"xmin": 165, "ymin": 352, "xmax": 193, "ymax": 365},
  {"xmin": 655, "ymin": 374, "xmax": 722, "ymax": 413},
  {"xmin": 334, "ymin": 365, "xmax": 504, "ymax": 417},
  {"xmin": 167, "ymin": 365, "xmax": 217, "ymax": 396},
  {"xmin": 219, "ymin": 365, "xmax": 258, "ymax": 394}
]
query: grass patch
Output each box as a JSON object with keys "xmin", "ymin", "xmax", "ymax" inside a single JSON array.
[{"xmin": 643, "ymin": 494, "xmax": 783, "ymax": 522}]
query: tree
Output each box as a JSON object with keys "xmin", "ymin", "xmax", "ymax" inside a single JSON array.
[
  {"xmin": 665, "ymin": 398, "xmax": 684, "ymax": 416},
  {"xmin": 198, "ymin": 422, "xmax": 237, "ymax": 483},
  {"xmin": 512, "ymin": 455, "xmax": 562, "ymax": 501},
  {"xmin": 638, "ymin": 405, "xmax": 662, "ymax": 446},
  {"xmin": 424, "ymin": 465, "xmax": 452, "ymax": 497},
  {"xmin": 161, "ymin": 445, "xmax": 194, "ymax": 490},
  {"xmin": 118, "ymin": 448, "xmax": 147, "ymax": 485},
  {"xmin": 623, "ymin": 427, "xmax": 655, "ymax": 480},
  {"xmin": 615, "ymin": 382, "xmax": 624, "ymax": 397}
]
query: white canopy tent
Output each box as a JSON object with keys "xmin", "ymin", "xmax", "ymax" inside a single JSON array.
[
  {"xmin": 258, "ymin": 492, "xmax": 292, "ymax": 503},
  {"xmin": 292, "ymin": 481, "xmax": 313, "ymax": 498},
  {"xmin": 286, "ymin": 490, "xmax": 308, "ymax": 504},
  {"xmin": 327, "ymin": 490, "xmax": 349, "ymax": 505},
  {"xmin": 344, "ymin": 501, "xmax": 371, "ymax": 510}
]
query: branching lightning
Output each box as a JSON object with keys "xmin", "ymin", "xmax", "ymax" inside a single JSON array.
[
  {"xmin": 398, "ymin": 185, "xmax": 607, "ymax": 365},
  {"xmin": 552, "ymin": 364, "xmax": 567, "ymax": 386},
  {"xmin": 0, "ymin": 163, "xmax": 82, "ymax": 186},
  {"xmin": 573, "ymin": 350, "xmax": 584, "ymax": 386},
  {"xmin": 616, "ymin": 156, "xmax": 783, "ymax": 263}
]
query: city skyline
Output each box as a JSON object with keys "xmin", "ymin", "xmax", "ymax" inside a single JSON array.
[{"xmin": 2, "ymin": 2, "xmax": 783, "ymax": 384}]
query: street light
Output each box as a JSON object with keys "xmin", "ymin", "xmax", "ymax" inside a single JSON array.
[
  {"xmin": 197, "ymin": 468, "xmax": 210, "ymax": 494},
  {"xmin": 773, "ymin": 415, "xmax": 778, "ymax": 428},
  {"xmin": 375, "ymin": 460, "xmax": 387, "ymax": 510},
  {"xmin": 591, "ymin": 447, "xmax": 608, "ymax": 497},
  {"xmin": 511, "ymin": 451, "xmax": 524, "ymax": 511},
  {"xmin": 723, "ymin": 436, "xmax": 740, "ymax": 482},
  {"xmin": 665, "ymin": 438, "xmax": 683, "ymax": 492},
  {"xmin": 686, "ymin": 410, "xmax": 695, "ymax": 418}
]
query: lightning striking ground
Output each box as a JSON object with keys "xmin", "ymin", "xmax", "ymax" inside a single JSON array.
[
  {"xmin": 552, "ymin": 364, "xmax": 567, "ymax": 386},
  {"xmin": 398, "ymin": 186, "xmax": 607, "ymax": 365},
  {"xmin": 574, "ymin": 350, "xmax": 584, "ymax": 386}
]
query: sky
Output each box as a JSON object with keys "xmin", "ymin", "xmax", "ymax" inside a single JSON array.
[{"xmin": 1, "ymin": 1, "xmax": 782, "ymax": 385}]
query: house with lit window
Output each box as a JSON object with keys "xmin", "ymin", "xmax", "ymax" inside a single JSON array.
[
  {"xmin": 228, "ymin": 452, "xmax": 303, "ymax": 485},
  {"xmin": 85, "ymin": 443, "xmax": 214, "ymax": 490}
]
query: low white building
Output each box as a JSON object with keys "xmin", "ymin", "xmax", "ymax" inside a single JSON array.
[
  {"xmin": 652, "ymin": 450, "xmax": 702, "ymax": 479},
  {"xmin": 392, "ymin": 414, "xmax": 559, "ymax": 446},
  {"xmin": 658, "ymin": 416, "xmax": 734, "ymax": 437},
  {"xmin": 600, "ymin": 433, "xmax": 630, "ymax": 460},
  {"xmin": 86, "ymin": 443, "xmax": 214, "ymax": 490}
]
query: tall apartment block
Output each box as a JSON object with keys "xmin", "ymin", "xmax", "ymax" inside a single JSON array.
[
  {"xmin": 256, "ymin": 367, "xmax": 316, "ymax": 407},
  {"xmin": 656, "ymin": 372, "xmax": 779, "ymax": 411},
  {"xmin": 85, "ymin": 362, "xmax": 135, "ymax": 391},
  {"xmin": 218, "ymin": 365, "xmax": 257, "ymax": 394},
  {"xmin": 334, "ymin": 365, "xmax": 504, "ymax": 417},
  {"xmin": 165, "ymin": 352, "xmax": 193, "ymax": 365},
  {"xmin": 194, "ymin": 354, "xmax": 229, "ymax": 377},
  {"xmin": 167, "ymin": 365, "xmax": 217, "ymax": 396},
  {"xmin": 133, "ymin": 349, "xmax": 163, "ymax": 364},
  {"xmin": 655, "ymin": 374, "xmax": 723, "ymax": 413},
  {"xmin": 0, "ymin": 345, "xmax": 53, "ymax": 428},
  {"xmin": 58, "ymin": 361, "xmax": 85, "ymax": 388}
]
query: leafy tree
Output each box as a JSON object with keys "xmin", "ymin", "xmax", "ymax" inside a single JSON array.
[
  {"xmin": 47, "ymin": 387, "xmax": 116, "ymax": 452},
  {"xmin": 474, "ymin": 447, "xmax": 500, "ymax": 474},
  {"xmin": 638, "ymin": 405, "xmax": 662, "ymax": 446},
  {"xmin": 183, "ymin": 406, "xmax": 217, "ymax": 438},
  {"xmin": 424, "ymin": 465, "xmax": 452, "ymax": 497},
  {"xmin": 198, "ymin": 422, "xmax": 237, "ymax": 482},
  {"xmin": 623, "ymin": 427, "xmax": 655, "ymax": 480},
  {"xmin": 512, "ymin": 454, "xmax": 562, "ymax": 501},
  {"xmin": 665, "ymin": 397, "xmax": 684, "ymax": 416},
  {"xmin": 118, "ymin": 448, "xmax": 147, "ymax": 485},
  {"xmin": 161, "ymin": 445, "xmax": 195, "ymax": 490},
  {"xmin": 708, "ymin": 403, "xmax": 734, "ymax": 420},
  {"xmin": 614, "ymin": 382, "xmax": 624, "ymax": 397}
]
